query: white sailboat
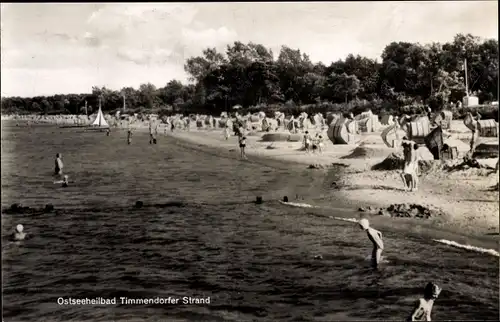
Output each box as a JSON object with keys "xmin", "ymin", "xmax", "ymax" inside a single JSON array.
[{"xmin": 90, "ymin": 97, "xmax": 109, "ymax": 128}]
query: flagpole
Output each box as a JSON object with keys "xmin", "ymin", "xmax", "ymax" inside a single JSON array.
[
  {"xmin": 99, "ymin": 97, "xmax": 102, "ymax": 126},
  {"xmin": 464, "ymin": 58, "xmax": 469, "ymax": 97}
]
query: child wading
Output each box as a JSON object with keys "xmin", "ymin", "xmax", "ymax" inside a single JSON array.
[
  {"xmin": 359, "ymin": 219, "xmax": 384, "ymax": 269},
  {"xmin": 239, "ymin": 135, "xmax": 247, "ymax": 160},
  {"xmin": 127, "ymin": 129, "xmax": 133, "ymax": 145},
  {"xmin": 54, "ymin": 153, "xmax": 64, "ymax": 176},
  {"xmin": 407, "ymin": 282, "xmax": 442, "ymax": 321}
]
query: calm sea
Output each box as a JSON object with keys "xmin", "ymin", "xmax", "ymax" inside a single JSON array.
[{"xmin": 2, "ymin": 122, "xmax": 498, "ymax": 321}]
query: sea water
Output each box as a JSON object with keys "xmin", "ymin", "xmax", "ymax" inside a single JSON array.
[{"xmin": 1, "ymin": 122, "xmax": 498, "ymax": 321}]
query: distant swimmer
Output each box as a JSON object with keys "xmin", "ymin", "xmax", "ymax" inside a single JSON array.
[
  {"xmin": 106, "ymin": 129, "xmax": 110, "ymax": 136},
  {"xmin": 358, "ymin": 219, "xmax": 384, "ymax": 269},
  {"xmin": 54, "ymin": 153, "xmax": 64, "ymax": 176},
  {"xmin": 407, "ymin": 282, "xmax": 442, "ymax": 321},
  {"xmin": 11, "ymin": 224, "xmax": 26, "ymax": 241},
  {"xmin": 238, "ymin": 135, "xmax": 247, "ymax": 160},
  {"xmin": 54, "ymin": 175, "xmax": 70, "ymax": 187}
]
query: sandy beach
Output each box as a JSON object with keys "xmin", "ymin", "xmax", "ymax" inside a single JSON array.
[
  {"xmin": 3, "ymin": 114, "xmax": 499, "ymax": 240},
  {"xmin": 165, "ymin": 124, "xmax": 499, "ymax": 236}
]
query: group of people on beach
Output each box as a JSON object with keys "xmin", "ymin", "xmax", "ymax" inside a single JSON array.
[{"xmin": 303, "ymin": 131, "xmax": 324, "ymax": 154}]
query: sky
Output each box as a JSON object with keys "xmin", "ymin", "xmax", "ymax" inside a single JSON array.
[{"xmin": 1, "ymin": 2, "xmax": 498, "ymax": 97}]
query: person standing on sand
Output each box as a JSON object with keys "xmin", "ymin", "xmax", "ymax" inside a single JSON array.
[
  {"xmin": 223, "ymin": 125, "xmax": 230, "ymax": 140},
  {"xmin": 469, "ymin": 118, "xmax": 480, "ymax": 158},
  {"xmin": 238, "ymin": 134, "xmax": 247, "ymax": 160},
  {"xmin": 313, "ymin": 133, "xmax": 324, "ymax": 154},
  {"xmin": 393, "ymin": 116, "xmax": 401, "ymax": 140},
  {"xmin": 303, "ymin": 131, "xmax": 312, "ymax": 153},
  {"xmin": 317, "ymin": 135, "xmax": 324, "ymax": 153},
  {"xmin": 358, "ymin": 218, "xmax": 384, "ymax": 269},
  {"xmin": 401, "ymin": 139, "xmax": 419, "ymax": 192},
  {"xmin": 407, "ymin": 282, "xmax": 442, "ymax": 321},
  {"xmin": 55, "ymin": 153, "xmax": 63, "ymax": 176}
]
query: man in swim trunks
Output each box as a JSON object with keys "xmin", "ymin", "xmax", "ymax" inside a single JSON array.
[
  {"xmin": 359, "ymin": 218, "xmax": 384, "ymax": 269},
  {"xmin": 55, "ymin": 153, "xmax": 63, "ymax": 176},
  {"xmin": 407, "ymin": 282, "xmax": 442, "ymax": 321}
]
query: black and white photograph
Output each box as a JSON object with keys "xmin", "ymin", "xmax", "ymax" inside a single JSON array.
[{"xmin": 1, "ymin": 2, "xmax": 499, "ymax": 321}]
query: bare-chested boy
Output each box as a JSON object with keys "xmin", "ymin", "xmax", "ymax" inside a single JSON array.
[
  {"xmin": 359, "ymin": 218, "xmax": 384, "ymax": 269},
  {"xmin": 407, "ymin": 282, "xmax": 442, "ymax": 321}
]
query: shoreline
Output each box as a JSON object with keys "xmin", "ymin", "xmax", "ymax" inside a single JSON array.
[
  {"xmin": 2, "ymin": 117, "xmax": 499, "ymax": 250},
  {"xmin": 162, "ymin": 128, "xmax": 499, "ymax": 247}
]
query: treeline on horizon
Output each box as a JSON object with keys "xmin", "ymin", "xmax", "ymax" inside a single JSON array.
[{"xmin": 1, "ymin": 33, "xmax": 498, "ymax": 119}]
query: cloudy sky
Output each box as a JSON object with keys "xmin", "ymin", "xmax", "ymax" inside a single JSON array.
[{"xmin": 1, "ymin": 2, "xmax": 497, "ymax": 97}]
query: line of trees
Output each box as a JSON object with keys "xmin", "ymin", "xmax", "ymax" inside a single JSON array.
[{"xmin": 1, "ymin": 33, "xmax": 498, "ymax": 117}]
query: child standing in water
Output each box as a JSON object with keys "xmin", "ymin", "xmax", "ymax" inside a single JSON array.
[
  {"xmin": 358, "ymin": 218, "xmax": 384, "ymax": 269},
  {"xmin": 239, "ymin": 135, "xmax": 247, "ymax": 160},
  {"xmin": 127, "ymin": 129, "xmax": 133, "ymax": 145},
  {"xmin": 54, "ymin": 153, "xmax": 63, "ymax": 176},
  {"xmin": 407, "ymin": 282, "xmax": 442, "ymax": 321}
]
